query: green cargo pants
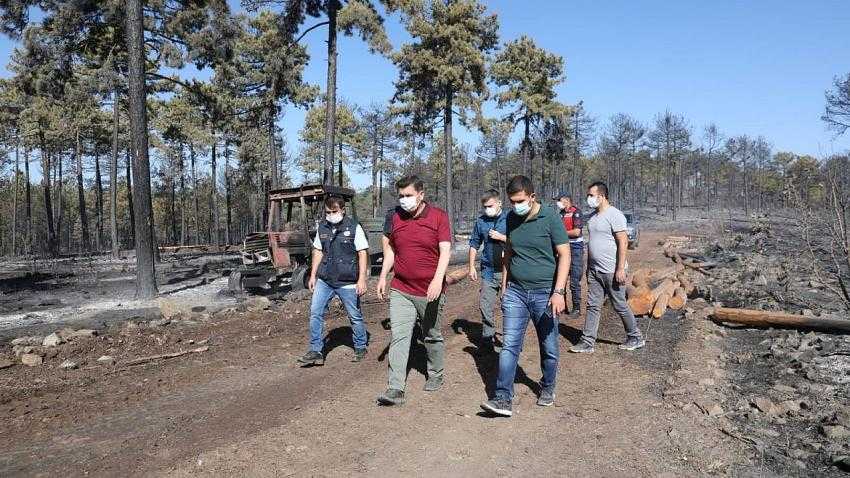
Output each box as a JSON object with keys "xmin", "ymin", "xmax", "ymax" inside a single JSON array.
[{"xmin": 387, "ymin": 289, "xmax": 446, "ymax": 391}]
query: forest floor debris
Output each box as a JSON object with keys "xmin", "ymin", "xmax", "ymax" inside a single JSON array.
[{"xmin": 0, "ymin": 209, "xmax": 848, "ymax": 476}]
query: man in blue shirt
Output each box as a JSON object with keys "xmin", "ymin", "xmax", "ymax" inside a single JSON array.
[{"xmin": 468, "ymin": 189, "xmax": 508, "ymax": 355}]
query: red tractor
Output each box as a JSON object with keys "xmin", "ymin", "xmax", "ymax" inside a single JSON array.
[{"xmin": 228, "ymin": 184, "xmax": 383, "ymax": 293}]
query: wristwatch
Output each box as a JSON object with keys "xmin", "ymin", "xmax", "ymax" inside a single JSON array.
[{"xmin": 553, "ymin": 288, "xmax": 566, "ymax": 296}]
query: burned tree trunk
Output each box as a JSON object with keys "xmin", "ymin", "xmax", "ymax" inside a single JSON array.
[
  {"xmin": 322, "ymin": 1, "xmax": 339, "ymax": 186},
  {"xmin": 125, "ymin": 150, "xmax": 135, "ymax": 247},
  {"xmin": 224, "ymin": 142, "xmax": 232, "ymax": 246},
  {"xmin": 179, "ymin": 142, "xmax": 187, "ymax": 247},
  {"xmin": 24, "ymin": 147, "xmax": 32, "ymax": 254},
  {"xmin": 39, "ymin": 130, "xmax": 57, "ymax": 256},
  {"xmin": 210, "ymin": 139, "xmax": 220, "ymax": 247},
  {"xmin": 125, "ymin": 0, "xmax": 158, "ymax": 298},
  {"xmin": 110, "ymin": 89, "xmax": 120, "ymax": 257},
  {"xmin": 94, "ymin": 148, "xmax": 104, "ymax": 252},
  {"xmin": 11, "ymin": 132, "xmax": 19, "ymax": 256},
  {"xmin": 74, "ymin": 128, "xmax": 91, "ymax": 251}
]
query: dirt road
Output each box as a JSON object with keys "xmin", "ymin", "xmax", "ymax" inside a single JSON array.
[{"xmin": 1, "ymin": 229, "xmax": 750, "ymax": 477}]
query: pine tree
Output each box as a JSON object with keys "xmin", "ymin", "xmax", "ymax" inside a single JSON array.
[
  {"xmin": 490, "ymin": 35, "xmax": 566, "ymax": 179},
  {"xmin": 245, "ymin": 0, "xmax": 390, "ymax": 185},
  {"xmin": 390, "ymin": 0, "xmax": 498, "ymax": 230},
  {"xmin": 298, "ymin": 101, "xmax": 366, "ymax": 184}
]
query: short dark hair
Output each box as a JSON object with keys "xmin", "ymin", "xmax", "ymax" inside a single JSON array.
[
  {"xmin": 324, "ymin": 195, "xmax": 346, "ymax": 209},
  {"xmin": 588, "ymin": 181, "xmax": 608, "ymax": 199},
  {"xmin": 558, "ymin": 193, "xmax": 572, "ymax": 201},
  {"xmin": 395, "ymin": 175, "xmax": 424, "ymax": 192},
  {"xmin": 480, "ymin": 189, "xmax": 500, "ymax": 204},
  {"xmin": 506, "ymin": 175, "xmax": 534, "ymax": 195}
]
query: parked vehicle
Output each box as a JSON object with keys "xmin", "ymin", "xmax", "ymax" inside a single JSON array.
[
  {"xmin": 228, "ymin": 184, "xmax": 384, "ymax": 293},
  {"xmin": 623, "ymin": 211, "xmax": 640, "ymax": 249}
]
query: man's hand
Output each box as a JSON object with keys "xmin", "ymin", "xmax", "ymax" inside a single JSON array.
[
  {"xmin": 426, "ymin": 278, "xmax": 442, "ymax": 302},
  {"xmin": 308, "ymin": 275, "xmax": 316, "ymax": 292},
  {"xmin": 615, "ymin": 267, "xmax": 627, "ymax": 285},
  {"xmin": 356, "ymin": 278, "xmax": 367, "ymax": 296},
  {"xmin": 469, "ymin": 265, "xmax": 478, "ymax": 282},
  {"xmin": 549, "ymin": 292, "xmax": 566, "ymax": 316},
  {"xmin": 376, "ymin": 276, "xmax": 388, "ymax": 300},
  {"xmin": 488, "ymin": 229, "xmax": 506, "ymax": 242}
]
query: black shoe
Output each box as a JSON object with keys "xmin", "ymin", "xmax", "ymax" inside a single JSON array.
[
  {"xmin": 352, "ymin": 348, "xmax": 367, "ymax": 362},
  {"xmin": 481, "ymin": 398, "xmax": 512, "ymax": 417},
  {"xmin": 297, "ymin": 351, "xmax": 324, "ymax": 366},
  {"xmin": 377, "ymin": 388, "xmax": 405, "ymax": 406},
  {"xmin": 537, "ymin": 386, "xmax": 555, "ymax": 407},
  {"xmin": 423, "ymin": 375, "xmax": 444, "ymax": 392}
]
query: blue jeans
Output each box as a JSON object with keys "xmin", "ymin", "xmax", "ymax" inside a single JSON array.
[
  {"xmin": 309, "ymin": 279, "xmax": 368, "ymax": 352},
  {"xmin": 569, "ymin": 244, "xmax": 585, "ymax": 310},
  {"xmin": 494, "ymin": 283, "xmax": 560, "ymax": 401}
]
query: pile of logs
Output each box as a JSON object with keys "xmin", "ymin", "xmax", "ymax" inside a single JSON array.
[{"xmin": 627, "ymin": 264, "xmax": 693, "ymax": 318}]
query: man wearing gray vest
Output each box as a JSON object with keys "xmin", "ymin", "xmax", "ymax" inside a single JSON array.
[{"xmin": 297, "ymin": 195, "xmax": 370, "ymax": 366}]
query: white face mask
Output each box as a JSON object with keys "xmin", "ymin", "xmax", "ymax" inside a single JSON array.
[
  {"xmin": 326, "ymin": 212, "xmax": 343, "ymax": 224},
  {"xmin": 484, "ymin": 205, "xmax": 501, "ymax": 217},
  {"xmin": 513, "ymin": 201, "xmax": 531, "ymax": 216},
  {"xmin": 556, "ymin": 202, "xmax": 566, "ymax": 211},
  {"xmin": 586, "ymin": 195, "xmax": 600, "ymax": 209},
  {"xmin": 399, "ymin": 196, "xmax": 418, "ymax": 212}
]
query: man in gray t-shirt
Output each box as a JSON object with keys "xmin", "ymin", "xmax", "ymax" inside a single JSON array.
[
  {"xmin": 587, "ymin": 203, "xmax": 628, "ymax": 274},
  {"xmin": 569, "ymin": 182, "xmax": 644, "ymax": 353}
]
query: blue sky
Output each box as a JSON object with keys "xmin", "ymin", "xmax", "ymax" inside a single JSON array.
[{"xmin": 2, "ymin": 0, "xmax": 849, "ymax": 189}]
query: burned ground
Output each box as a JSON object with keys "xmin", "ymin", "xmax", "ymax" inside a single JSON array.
[{"xmin": 0, "ymin": 212, "xmax": 848, "ymax": 477}]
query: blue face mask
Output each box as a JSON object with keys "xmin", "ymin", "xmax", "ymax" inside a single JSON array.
[{"xmin": 513, "ymin": 201, "xmax": 531, "ymax": 216}]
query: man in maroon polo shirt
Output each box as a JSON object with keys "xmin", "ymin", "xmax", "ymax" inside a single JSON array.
[{"xmin": 376, "ymin": 175, "xmax": 452, "ymax": 406}]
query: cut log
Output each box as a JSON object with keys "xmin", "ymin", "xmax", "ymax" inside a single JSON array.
[
  {"xmin": 682, "ymin": 261, "xmax": 714, "ymax": 275},
  {"xmin": 669, "ymin": 287, "xmax": 687, "ymax": 310},
  {"xmin": 652, "ymin": 292, "xmax": 671, "ymax": 319},
  {"xmin": 648, "ymin": 265, "xmax": 684, "ymax": 286},
  {"xmin": 631, "ymin": 268, "xmax": 651, "ymax": 288},
  {"xmin": 651, "ymin": 278, "xmax": 679, "ymax": 301},
  {"xmin": 677, "ymin": 273, "xmax": 695, "ymax": 296},
  {"xmin": 711, "ymin": 308, "xmax": 850, "ymax": 334},
  {"xmin": 678, "ymin": 251, "xmax": 708, "ymax": 262},
  {"xmin": 684, "ymin": 259, "xmax": 718, "ymax": 269},
  {"xmin": 628, "ymin": 282, "xmax": 654, "ymax": 315},
  {"xmin": 630, "ymin": 279, "xmax": 678, "ymax": 317}
]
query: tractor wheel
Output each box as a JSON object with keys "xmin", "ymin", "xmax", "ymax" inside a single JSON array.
[
  {"xmin": 290, "ymin": 266, "xmax": 308, "ymax": 291},
  {"xmin": 228, "ymin": 270, "xmax": 243, "ymax": 292}
]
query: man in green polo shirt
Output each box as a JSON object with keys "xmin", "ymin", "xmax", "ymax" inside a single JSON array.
[{"xmin": 481, "ymin": 175, "xmax": 571, "ymax": 417}]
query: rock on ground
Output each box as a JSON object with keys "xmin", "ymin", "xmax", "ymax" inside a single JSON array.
[
  {"xmin": 11, "ymin": 336, "xmax": 43, "ymax": 346},
  {"xmin": 20, "ymin": 353, "xmax": 43, "ymax": 366},
  {"xmin": 42, "ymin": 333, "xmax": 64, "ymax": 347},
  {"xmin": 59, "ymin": 360, "xmax": 78, "ymax": 370}
]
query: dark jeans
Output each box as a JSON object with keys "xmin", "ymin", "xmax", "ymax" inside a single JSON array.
[
  {"xmin": 494, "ymin": 283, "xmax": 560, "ymax": 401},
  {"xmin": 569, "ymin": 244, "xmax": 585, "ymax": 310}
]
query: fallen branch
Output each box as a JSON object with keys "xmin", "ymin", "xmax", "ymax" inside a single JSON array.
[
  {"xmin": 123, "ymin": 346, "xmax": 210, "ymax": 366},
  {"xmin": 711, "ymin": 308, "xmax": 850, "ymax": 334}
]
